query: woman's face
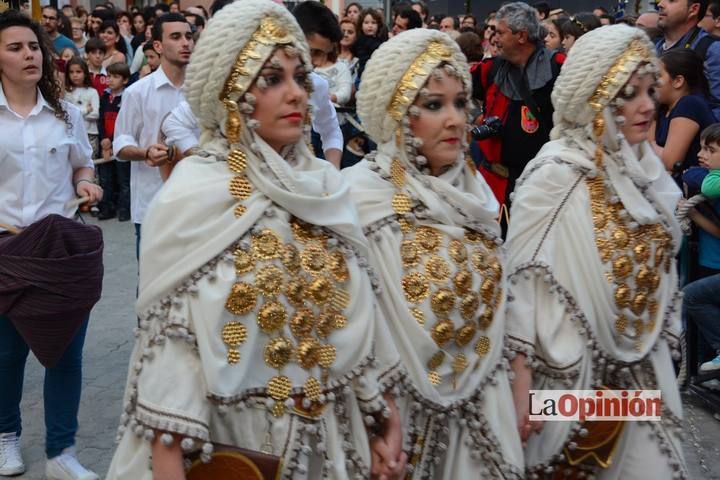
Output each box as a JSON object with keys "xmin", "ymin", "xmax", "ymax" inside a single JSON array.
[
  {"xmin": 0, "ymin": 26, "xmax": 42, "ymax": 87},
  {"xmin": 656, "ymin": 61, "xmax": 676, "ymax": 106},
  {"xmin": 248, "ymin": 49, "xmax": 309, "ymax": 153},
  {"xmin": 118, "ymin": 15, "xmax": 130, "ymax": 32},
  {"xmin": 99, "ymin": 26, "xmax": 118, "ymax": 49},
  {"xmin": 340, "ymin": 22, "xmax": 357, "ymax": 48},
  {"xmin": 346, "ymin": 5, "xmax": 360, "ymax": 23},
  {"xmin": 562, "ymin": 34, "xmax": 576, "ymax": 52},
  {"xmin": 133, "ymin": 15, "xmax": 145, "ymax": 34},
  {"xmin": 60, "ymin": 48, "xmax": 74, "ymax": 62},
  {"xmin": 409, "ymin": 69, "xmax": 467, "ymax": 176},
  {"xmin": 617, "ymin": 71, "xmax": 656, "ymax": 145},
  {"xmin": 544, "ymin": 21, "xmax": 561, "ymax": 50},
  {"xmin": 362, "ymin": 14, "xmax": 378, "ymax": 36}
]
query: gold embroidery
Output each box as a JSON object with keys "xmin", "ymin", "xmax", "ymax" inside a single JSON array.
[{"xmin": 225, "ymin": 283, "xmax": 258, "ymax": 315}]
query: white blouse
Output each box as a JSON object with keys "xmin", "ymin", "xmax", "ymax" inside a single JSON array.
[{"xmin": 0, "ymin": 85, "xmax": 93, "ymax": 230}]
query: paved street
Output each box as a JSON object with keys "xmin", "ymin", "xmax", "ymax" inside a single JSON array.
[{"xmin": 10, "ymin": 217, "xmax": 720, "ymax": 479}]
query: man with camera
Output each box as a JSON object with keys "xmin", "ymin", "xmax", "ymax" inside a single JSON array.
[{"xmin": 472, "ymin": 2, "xmax": 565, "ymax": 226}]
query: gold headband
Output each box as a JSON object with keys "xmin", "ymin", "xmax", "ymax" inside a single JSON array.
[
  {"xmin": 587, "ymin": 39, "xmax": 653, "ymax": 166},
  {"xmin": 221, "ymin": 16, "xmax": 296, "ymax": 143},
  {"xmin": 387, "ymin": 41, "xmax": 454, "ymax": 121}
]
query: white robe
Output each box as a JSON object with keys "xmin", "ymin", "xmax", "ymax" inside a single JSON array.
[
  {"xmin": 107, "ymin": 137, "xmax": 399, "ymax": 480},
  {"xmin": 343, "ymin": 142, "xmax": 525, "ymax": 479},
  {"xmin": 505, "ymin": 126, "xmax": 687, "ymax": 479}
]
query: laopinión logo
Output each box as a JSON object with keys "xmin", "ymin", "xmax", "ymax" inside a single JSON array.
[{"xmin": 528, "ymin": 390, "xmax": 662, "ymax": 422}]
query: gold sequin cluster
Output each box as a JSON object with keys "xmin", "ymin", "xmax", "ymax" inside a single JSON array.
[
  {"xmin": 587, "ymin": 176, "xmax": 671, "ymax": 351},
  {"xmin": 223, "ymin": 219, "xmax": 352, "ymax": 416},
  {"xmin": 390, "ymin": 157, "xmax": 500, "ymax": 388},
  {"xmin": 227, "ymin": 149, "xmax": 253, "ymax": 218}
]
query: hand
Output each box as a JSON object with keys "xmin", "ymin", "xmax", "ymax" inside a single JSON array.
[
  {"xmin": 510, "ymin": 355, "xmax": 543, "ymax": 447},
  {"xmin": 145, "ymin": 143, "xmax": 169, "ymax": 167},
  {"xmin": 100, "ymin": 138, "xmax": 111, "ymax": 150},
  {"xmin": 75, "ymin": 180, "xmax": 103, "ymax": 203},
  {"xmin": 370, "ymin": 395, "xmax": 407, "ymax": 480}
]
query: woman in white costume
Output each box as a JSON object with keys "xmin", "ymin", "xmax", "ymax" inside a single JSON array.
[
  {"xmin": 106, "ymin": 1, "xmax": 406, "ymax": 479},
  {"xmin": 343, "ymin": 29, "xmax": 524, "ymax": 479},
  {"xmin": 506, "ymin": 25, "xmax": 688, "ymax": 479}
]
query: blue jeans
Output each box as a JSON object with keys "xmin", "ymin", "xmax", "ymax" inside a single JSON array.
[
  {"xmin": 0, "ymin": 315, "xmax": 89, "ymax": 458},
  {"xmin": 683, "ymin": 273, "xmax": 720, "ymax": 354}
]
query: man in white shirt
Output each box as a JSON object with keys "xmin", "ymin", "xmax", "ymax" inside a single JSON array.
[{"xmin": 113, "ymin": 13, "xmax": 194, "ymax": 258}]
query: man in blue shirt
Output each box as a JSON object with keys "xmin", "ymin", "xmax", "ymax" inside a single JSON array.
[
  {"xmin": 657, "ymin": 0, "xmax": 720, "ymax": 120},
  {"xmin": 41, "ymin": 6, "xmax": 77, "ymax": 55}
]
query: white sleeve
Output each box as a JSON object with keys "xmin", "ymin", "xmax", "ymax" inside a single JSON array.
[
  {"xmin": 130, "ymin": 46, "xmax": 145, "ymax": 74},
  {"xmin": 85, "ymin": 88, "xmax": 100, "ymax": 122},
  {"xmin": 113, "ymin": 85, "xmax": 143, "ymax": 159},
  {"xmin": 333, "ymin": 63, "xmax": 352, "ymax": 106},
  {"xmin": 161, "ymin": 101, "xmax": 200, "ymax": 153},
  {"xmin": 310, "ymin": 72, "xmax": 343, "ymax": 152},
  {"xmin": 67, "ymin": 104, "xmax": 94, "ymax": 169}
]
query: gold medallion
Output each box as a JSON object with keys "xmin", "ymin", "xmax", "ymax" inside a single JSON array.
[
  {"xmin": 427, "ymin": 350, "xmax": 445, "ymax": 369},
  {"xmin": 478, "ymin": 308, "xmax": 494, "ymax": 329},
  {"xmin": 471, "ymin": 249, "xmax": 486, "ymax": 271},
  {"xmin": 475, "ymin": 336, "xmax": 491, "ymax": 356},
  {"xmin": 290, "ymin": 219, "xmax": 315, "ymax": 243},
  {"xmin": 234, "ymin": 204, "xmax": 247, "ymax": 218},
  {"xmin": 390, "ymin": 158, "xmax": 406, "ymax": 187},
  {"xmin": 634, "ymin": 243, "xmax": 650, "ymax": 263},
  {"xmin": 264, "ymin": 336, "xmax": 293, "ymax": 369},
  {"xmin": 431, "ymin": 319, "xmax": 455, "ymax": 347},
  {"xmin": 654, "ymin": 246, "xmax": 665, "ymax": 266},
  {"xmin": 612, "ymin": 228, "xmax": 629, "ymax": 249},
  {"xmin": 392, "ymin": 192, "xmax": 412, "ymax": 215},
  {"xmin": 257, "ymin": 301, "xmax": 287, "ymax": 333},
  {"xmin": 488, "ymin": 261, "xmax": 502, "ymax": 281},
  {"xmin": 453, "ymin": 270, "xmax": 473, "ymax": 296},
  {"xmin": 464, "ymin": 230, "xmax": 483, "ymax": 243},
  {"xmin": 459, "ymin": 292, "xmax": 480, "ymax": 321},
  {"xmin": 615, "ymin": 315, "xmax": 628, "ymax": 334},
  {"xmin": 318, "ymin": 343, "xmax": 337, "ymax": 368},
  {"xmin": 648, "ymin": 298, "xmax": 659, "ymax": 317},
  {"xmin": 233, "ymin": 248, "xmax": 255, "ymax": 274},
  {"xmin": 308, "ymin": 276, "xmax": 333, "ymax": 305},
  {"xmin": 229, "ymin": 175, "xmax": 253, "ymax": 200},
  {"xmin": 285, "ymin": 277, "xmax": 306, "ymax": 307},
  {"xmin": 400, "ymin": 240, "xmax": 420, "ymax": 267},
  {"xmin": 455, "ymin": 322, "xmax": 477, "ymax": 347},
  {"xmin": 631, "ymin": 292, "xmax": 647, "ymax": 316},
  {"xmin": 635, "ymin": 265, "xmax": 651, "ymax": 288},
  {"xmin": 331, "ymin": 288, "xmax": 351, "ymax": 311},
  {"xmin": 227, "ymin": 349, "xmax": 241, "ymax": 364},
  {"xmin": 614, "ymin": 284, "xmax": 631, "ymax": 309},
  {"xmin": 612, "ymin": 255, "xmax": 633, "ymax": 279},
  {"xmin": 290, "ymin": 308, "xmax": 316, "ymax": 338},
  {"xmin": 480, "ymin": 277, "xmax": 495, "ymax": 304},
  {"xmin": 256, "ymin": 265, "xmax": 284, "ymax": 296},
  {"xmin": 297, "ymin": 337, "xmax": 321, "ymax": 369},
  {"xmin": 452, "ymin": 353, "xmax": 468, "ymax": 373},
  {"xmin": 428, "ymin": 370, "xmax": 442, "ymax": 386},
  {"xmin": 398, "ymin": 217, "xmax": 413, "ymax": 233},
  {"xmin": 267, "ymin": 375, "xmax": 292, "ymax": 401},
  {"xmin": 303, "ymin": 376, "xmax": 322, "ymax": 402},
  {"xmin": 282, "ymin": 244, "xmax": 301, "ymax": 274},
  {"xmin": 448, "ymin": 239, "xmax": 468, "ymax": 264},
  {"xmin": 634, "ymin": 319, "xmax": 644, "ymax": 335},
  {"xmin": 227, "ymin": 149, "xmax": 248, "ymax": 173},
  {"xmin": 225, "ymin": 282, "xmax": 258, "ymax": 316},
  {"xmin": 301, "ymin": 242, "xmax": 328, "ymax": 275},
  {"xmin": 316, "ymin": 311, "xmax": 335, "ymax": 338},
  {"xmin": 328, "ymin": 250, "xmax": 349, "ymax": 282},
  {"xmin": 222, "ymin": 321, "xmax": 248, "ymax": 347},
  {"xmin": 252, "ymin": 229, "xmax": 282, "ymax": 260},
  {"xmin": 430, "ymin": 288, "xmax": 456, "ymax": 315},
  {"xmin": 425, "ymin": 255, "xmax": 450, "ymax": 283},
  {"xmin": 402, "ymin": 272, "xmax": 430, "ymax": 303},
  {"xmin": 416, "ymin": 226, "xmax": 442, "ymax": 252}
]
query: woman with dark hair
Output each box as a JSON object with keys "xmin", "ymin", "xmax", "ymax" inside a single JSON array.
[
  {"xmin": 116, "ymin": 10, "xmax": 132, "ymax": 40},
  {"xmin": 130, "ymin": 12, "xmax": 147, "ymax": 53},
  {"xmin": 98, "ymin": 20, "xmax": 127, "ymax": 67},
  {"xmin": 651, "ymin": 49, "xmax": 715, "ymax": 182},
  {"xmin": 543, "ymin": 18, "xmax": 566, "ymax": 51},
  {"xmin": 561, "ymin": 12, "xmax": 601, "ymax": 52},
  {"xmin": 456, "ymin": 31, "xmax": 483, "ymax": 67},
  {"xmin": 344, "ymin": 1, "xmax": 362, "ymax": 23},
  {"xmin": 0, "ymin": 10, "xmax": 103, "ymax": 480}
]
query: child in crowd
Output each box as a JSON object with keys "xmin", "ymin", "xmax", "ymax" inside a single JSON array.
[
  {"xmin": 97, "ymin": 62, "xmax": 130, "ymax": 221},
  {"xmin": 652, "ymin": 49, "xmax": 715, "ymax": 185},
  {"xmin": 85, "ymin": 38, "xmax": 108, "ymax": 97},
  {"xmin": 59, "ymin": 47, "xmax": 74, "ymax": 63},
  {"xmin": 64, "ymin": 57, "xmax": 100, "ymax": 164},
  {"xmin": 354, "ymin": 8, "xmax": 387, "ymax": 84},
  {"xmin": 128, "ymin": 42, "xmax": 160, "ymax": 84}
]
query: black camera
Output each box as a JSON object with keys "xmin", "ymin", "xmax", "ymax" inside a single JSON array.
[{"xmin": 470, "ymin": 116, "xmax": 503, "ymax": 140}]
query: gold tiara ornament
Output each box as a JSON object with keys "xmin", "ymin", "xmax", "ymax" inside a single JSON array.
[
  {"xmin": 220, "ymin": 16, "xmax": 297, "ymax": 144},
  {"xmin": 387, "ymin": 41, "xmax": 454, "ymax": 121}
]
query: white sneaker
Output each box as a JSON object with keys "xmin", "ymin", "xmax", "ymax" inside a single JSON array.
[
  {"xmin": 45, "ymin": 447, "xmax": 99, "ymax": 480},
  {"xmin": 0, "ymin": 432, "xmax": 25, "ymax": 476},
  {"xmin": 700, "ymin": 354, "xmax": 720, "ymax": 372}
]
